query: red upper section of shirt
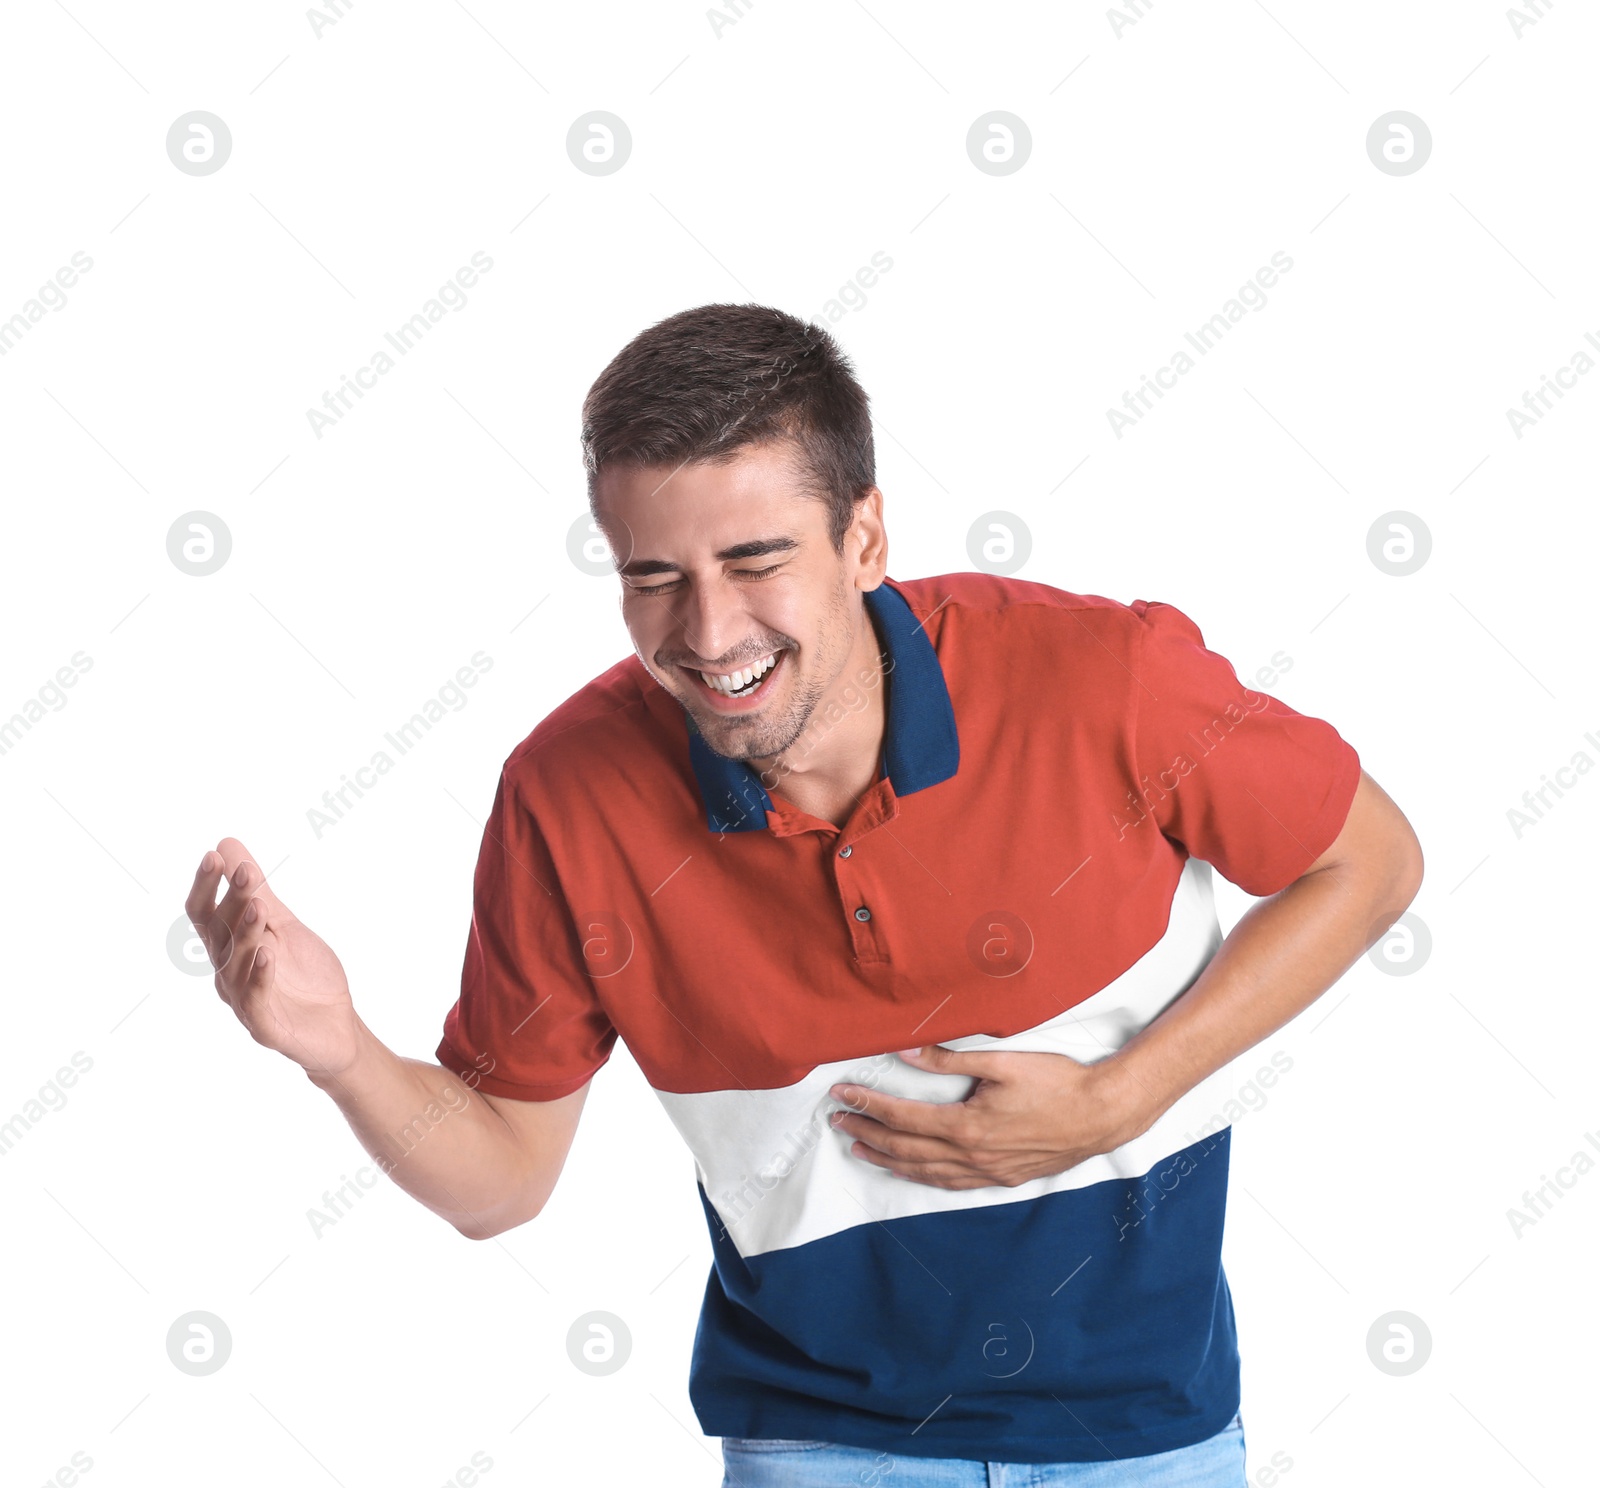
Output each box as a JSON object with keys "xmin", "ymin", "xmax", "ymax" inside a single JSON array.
[{"xmin": 437, "ymin": 572, "xmax": 1360, "ymax": 1099}]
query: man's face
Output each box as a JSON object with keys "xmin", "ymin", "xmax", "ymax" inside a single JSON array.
[{"xmin": 593, "ymin": 439, "xmax": 885, "ymax": 766}]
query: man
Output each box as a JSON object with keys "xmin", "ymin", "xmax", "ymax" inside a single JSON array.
[{"xmin": 188, "ymin": 303, "xmax": 1423, "ymax": 1486}]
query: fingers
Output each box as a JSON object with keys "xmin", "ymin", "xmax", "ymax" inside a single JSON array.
[
  {"xmin": 844, "ymin": 1136, "xmax": 1027, "ymax": 1190},
  {"xmin": 832, "ymin": 1110, "xmax": 964, "ymax": 1165},
  {"xmin": 843, "ymin": 1137, "xmax": 993, "ymax": 1188},
  {"xmin": 214, "ymin": 838, "xmax": 266, "ymax": 924},
  {"xmin": 215, "ymin": 908, "xmax": 275, "ymax": 1012},
  {"xmin": 826, "ymin": 1083, "xmax": 970, "ymax": 1138},
  {"xmin": 223, "ymin": 892, "xmax": 271, "ymax": 988},
  {"xmin": 188, "ymin": 849, "xmax": 243, "ymax": 975},
  {"xmin": 244, "ymin": 935, "xmax": 274, "ymax": 1002},
  {"xmin": 184, "ymin": 848, "xmax": 226, "ymax": 939},
  {"xmin": 901, "ymin": 1044, "xmax": 1019, "ymax": 1082},
  {"xmin": 196, "ymin": 838, "xmax": 276, "ymax": 969}
]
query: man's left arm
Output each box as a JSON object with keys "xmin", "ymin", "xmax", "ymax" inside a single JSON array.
[{"xmin": 828, "ymin": 769, "xmax": 1423, "ymax": 1189}]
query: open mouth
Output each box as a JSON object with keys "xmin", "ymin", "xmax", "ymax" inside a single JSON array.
[{"xmin": 686, "ymin": 649, "xmax": 787, "ymax": 707}]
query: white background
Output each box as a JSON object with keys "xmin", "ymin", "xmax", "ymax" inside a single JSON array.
[{"xmin": 2, "ymin": 2, "xmax": 1595, "ymax": 1485}]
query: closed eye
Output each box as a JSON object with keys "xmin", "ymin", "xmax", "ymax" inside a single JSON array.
[{"xmin": 630, "ymin": 563, "xmax": 785, "ymax": 597}]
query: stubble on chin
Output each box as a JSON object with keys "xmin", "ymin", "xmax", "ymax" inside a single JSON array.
[
  {"xmin": 692, "ymin": 701, "xmax": 805, "ymax": 765},
  {"xmin": 684, "ymin": 671, "xmax": 823, "ymax": 769}
]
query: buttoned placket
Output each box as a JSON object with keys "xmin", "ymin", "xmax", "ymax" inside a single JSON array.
[{"xmin": 768, "ymin": 775, "xmax": 899, "ymax": 964}]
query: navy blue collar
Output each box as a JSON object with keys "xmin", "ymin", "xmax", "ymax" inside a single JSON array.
[{"xmin": 683, "ymin": 580, "xmax": 959, "ymax": 833}]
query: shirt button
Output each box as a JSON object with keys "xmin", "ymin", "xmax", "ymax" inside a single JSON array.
[
  {"xmin": 854, "ymin": 906, "xmax": 872, "ymax": 922},
  {"xmin": 839, "ymin": 845, "xmax": 853, "ymax": 858}
]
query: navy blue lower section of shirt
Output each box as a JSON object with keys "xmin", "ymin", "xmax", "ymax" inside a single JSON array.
[{"xmin": 686, "ymin": 1130, "xmax": 1241, "ymax": 1464}]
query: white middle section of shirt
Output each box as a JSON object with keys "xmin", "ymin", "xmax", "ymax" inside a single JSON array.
[{"xmin": 655, "ymin": 856, "xmax": 1247, "ymax": 1259}]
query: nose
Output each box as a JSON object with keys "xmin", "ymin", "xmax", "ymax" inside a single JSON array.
[{"xmin": 674, "ymin": 575, "xmax": 751, "ymax": 669}]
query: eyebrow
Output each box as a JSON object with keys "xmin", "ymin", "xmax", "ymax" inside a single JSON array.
[{"xmin": 617, "ymin": 535, "xmax": 800, "ymax": 579}]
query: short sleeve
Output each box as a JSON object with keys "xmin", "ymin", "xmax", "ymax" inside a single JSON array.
[
  {"xmin": 436, "ymin": 765, "xmax": 617, "ymax": 1100},
  {"xmin": 1129, "ymin": 600, "xmax": 1361, "ymax": 897}
]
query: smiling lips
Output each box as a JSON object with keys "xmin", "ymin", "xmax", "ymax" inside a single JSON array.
[
  {"xmin": 686, "ymin": 649, "xmax": 785, "ymax": 705},
  {"xmin": 699, "ymin": 651, "xmax": 779, "ymax": 694}
]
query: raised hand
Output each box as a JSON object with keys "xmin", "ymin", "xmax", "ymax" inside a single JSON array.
[{"xmin": 186, "ymin": 837, "xmax": 361, "ymax": 1077}]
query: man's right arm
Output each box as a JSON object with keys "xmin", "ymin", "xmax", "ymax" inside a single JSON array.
[
  {"xmin": 188, "ymin": 837, "xmax": 583, "ymax": 1240},
  {"xmin": 304, "ymin": 1019, "xmax": 589, "ymax": 1239}
]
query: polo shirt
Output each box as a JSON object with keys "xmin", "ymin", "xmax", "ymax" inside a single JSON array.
[{"xmin": 436, "ymin": 570, "xmax": 1361, "ymax": 1463}]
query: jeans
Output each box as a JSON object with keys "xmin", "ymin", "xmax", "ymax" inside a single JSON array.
[{"xmin": 720, "ymin": 1412, "xmax": 1245, "ymax": 1488}]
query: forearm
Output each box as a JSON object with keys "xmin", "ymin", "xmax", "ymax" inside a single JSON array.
[
  {"xmin": 1101, "ymin": 857, "xmax": 1418, "ymax": 1138},
  {"xmin": 304, "ymin": 1014, "xmax": 533, "ymax": 1238}
]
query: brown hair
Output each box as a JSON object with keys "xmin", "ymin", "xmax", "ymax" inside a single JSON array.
[{"xmin": 580, "ymin": 302, "xmax": 875, "ymax": 553}]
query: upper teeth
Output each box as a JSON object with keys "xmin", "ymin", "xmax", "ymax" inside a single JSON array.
[{"xmin": 700, "ymin": 652, "xmax": 778, "ymax": 694}]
